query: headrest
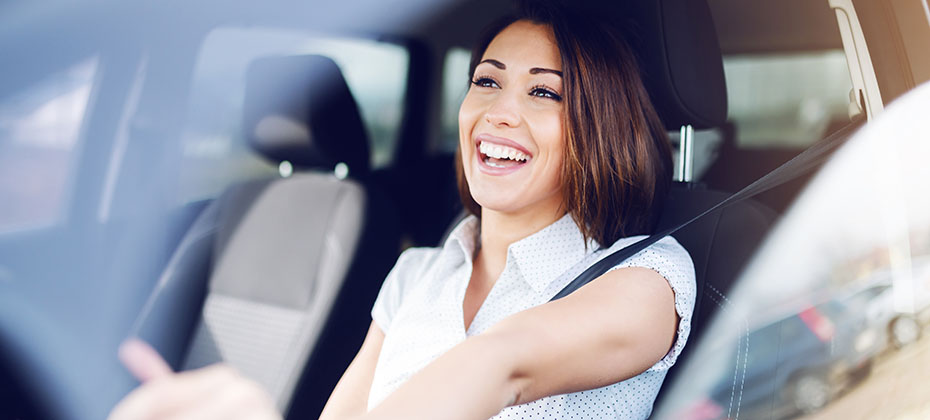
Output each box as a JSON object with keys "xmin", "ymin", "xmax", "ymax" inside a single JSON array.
[
  {"xmin": 615, "ymin": 0, "xmax": 728, "ymax": 130},
  {"xmin": 243, "ymin": 55, "xmax": 370, "ymax": 177}
]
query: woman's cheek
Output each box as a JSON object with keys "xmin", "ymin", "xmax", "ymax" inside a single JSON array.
[
  {"xmin": 534, "ymin": 111, "xmax": 566, "ymax": 193},
  {"xmin": 458, "ymin": 94, "xmax": 485, "ymax": 178},
  {"xmin": 458, "ymin": 95, "xmax": 478, "ymax": 155}
]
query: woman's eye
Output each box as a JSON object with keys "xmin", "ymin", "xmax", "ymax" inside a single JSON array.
[
  {"xmin": 530, "ymin": 87, "xmax": 562, "ymax": 101},
  {"xmin": 471, "ymin": 77, "xmax": 499, "ymax": 89}
]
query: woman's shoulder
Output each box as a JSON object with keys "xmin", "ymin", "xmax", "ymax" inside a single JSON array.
[
  {"xmin": 603, "ymin": 235, "xmax": 691, "ymax": 263},
  {"xmin": 600, "ymin": 235, "xmax": 695, "ymax": 289},
  {"xmin": 371, "ymin": 246, "xmax": 442, "ymax": 333},
  {"xmin": 392, "ymin": 246, "xmax": 442, "ymax": 276}
]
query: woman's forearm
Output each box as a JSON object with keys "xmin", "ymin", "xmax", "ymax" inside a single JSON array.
[
  {"xmin": 361, "ymin": 332, "xmax": 522, "ymax": 420},
  {"xmin": 319, "ymin": 322, "xmax": 384, "ymax": 420}
]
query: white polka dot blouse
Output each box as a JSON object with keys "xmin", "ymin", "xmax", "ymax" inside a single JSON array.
[{"xmin": 367, "ymin": 213, "xmax": 696, "ymax": 419}]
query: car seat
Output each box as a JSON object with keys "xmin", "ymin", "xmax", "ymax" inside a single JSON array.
[
  {"xmin": 608, "ymin": 0, "xmax": 778, "ymax": 406},
  {"xmin": 131, "ymin": 54, "xmax": 402, "ymax": 418}
]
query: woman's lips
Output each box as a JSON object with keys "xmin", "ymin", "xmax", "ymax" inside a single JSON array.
[
  {"xmin": 474, "ymin": 133, "xmax": 532, "ymax": 156},
  {"xmin": 473, "ymin": 134, "xmax": 532, "ymax": 176}
]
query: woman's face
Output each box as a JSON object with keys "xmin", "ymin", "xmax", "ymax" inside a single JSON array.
[{"xmin": 458, "ymin": 20, "xmax": 565, "ymax": 218}]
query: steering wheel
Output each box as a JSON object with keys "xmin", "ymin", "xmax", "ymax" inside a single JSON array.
[{"xmin": 0, "ymin": 286, "xmax": 134, "ymax": 420}]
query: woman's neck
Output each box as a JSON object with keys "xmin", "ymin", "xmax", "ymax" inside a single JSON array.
[{"xmin": 473, "ymin": 204, "xmax": 565, "ymax": 283}]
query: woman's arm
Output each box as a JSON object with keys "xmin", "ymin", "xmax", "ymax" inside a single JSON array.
[
  {"xmin": 319, "ymin": 321, "xmax": 385, "ymax": 419},
  {"xmin": 363, "ymin": 267, "xmax": 679, "ymax": 420}
]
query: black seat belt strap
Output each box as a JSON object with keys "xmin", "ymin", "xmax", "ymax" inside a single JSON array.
[{"xmin": 549, "ymin": 121, "xmax": 862, "ymax": 301}]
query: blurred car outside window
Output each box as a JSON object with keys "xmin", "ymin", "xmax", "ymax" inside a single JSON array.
[
  {"xmin": 0, "ymin": 57, "xmax": 98, "ymax": 232},
  {"xmin": 177, "ymin": 27, "xmax": 409, "ymax": 204}
]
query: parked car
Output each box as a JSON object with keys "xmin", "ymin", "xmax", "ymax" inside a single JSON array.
[
  {"xmin": 704, "ymin": 298, "xmax": 879, "ymax": 419},
  {"xmin": 848, "ymin": 255, "xmax": 930, "ymax": 351}
]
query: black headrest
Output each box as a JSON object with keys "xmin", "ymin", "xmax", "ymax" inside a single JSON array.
[
  {"xmin": 243, "ymin": 55, "xmax": 370, "ymax": 176},
  {"xmin": 615, "ymin": 0, "xmax": 728, "ymax": 130}
]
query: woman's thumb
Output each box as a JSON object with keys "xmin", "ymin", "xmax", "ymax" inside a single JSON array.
[{"xmin": 118, "ymin": 338, "xmax": 173, "ymax": 383}]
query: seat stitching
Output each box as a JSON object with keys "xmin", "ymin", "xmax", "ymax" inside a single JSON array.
[
  {"xmin": 707, "ymin": 284, "xmax": 749, "ymax": 420},
  {"xmin": 703, "ymin": 291, "xmax": 740, "ymax": 418}
]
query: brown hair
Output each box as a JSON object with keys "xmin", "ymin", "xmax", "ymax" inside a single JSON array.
[{"xmin": 455, "ymin": 1, "xmax": 672, "ymax": 246}]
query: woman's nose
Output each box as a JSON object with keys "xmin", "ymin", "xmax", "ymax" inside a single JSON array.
[{"xmin": 484, "ymin": 94, "xmax": 521, "ymax": 128}]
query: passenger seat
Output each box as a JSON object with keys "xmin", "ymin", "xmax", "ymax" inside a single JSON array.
[{"xmin": 132, "ymin": 55, "xmax": 401, "ymax": 419}]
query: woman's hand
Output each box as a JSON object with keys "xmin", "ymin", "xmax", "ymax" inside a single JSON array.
[{"xmin": 108, "ymin": 339, "xmax": 282, "ymax": 420}]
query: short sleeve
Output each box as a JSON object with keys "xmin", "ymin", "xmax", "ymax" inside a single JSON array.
[
  {"xmin": 371, "ymin": 247, "xmax": 436, "ymax": 334},
  {"xmin": 604, "ymin": 236, "xmax": 696, "ymax": 371}
]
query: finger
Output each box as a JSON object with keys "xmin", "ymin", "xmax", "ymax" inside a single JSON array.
[
  {"xmin": 118, "ymin": 338, "xmax": 173, "ymax": 383},
  {"xmin": 170, "ymin": 376, "xmax": 280, "ymax": 420},
  {"xmin": 109, "ymin": 364, "xmax": 242, "ymax": 420}
]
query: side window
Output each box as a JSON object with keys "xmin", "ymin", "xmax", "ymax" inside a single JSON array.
[
  {"xmin": 723, "ymin": 50, "xmax": 853, "ymax": 148},
  {"xmin": 438, "ymin": 47, "xmax": 472, "ymax": 153},
  {"xmin": 178, "ymin": 28, "xmax": 409, "ymax": 204},
  {"xmin": 683, "ymin": 51, "xmax": 854, "ymax": 182},
  {"xmin": 0, "ymin": 58, "xmax": 98, "ymax": 231}
]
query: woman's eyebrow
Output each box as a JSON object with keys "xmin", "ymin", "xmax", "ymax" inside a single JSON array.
[
  {"xmin": 479, "ymin": 59, "xmax": 506, "ymax": 69},
  {"xmin": 530, "ymin": 67, "xmax": 562, "ymax": 77},
  {"xmin": 479, "ymin": 59, "xmax": 562, "ymax": 77}
]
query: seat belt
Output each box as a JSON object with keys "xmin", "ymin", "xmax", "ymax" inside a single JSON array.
[{"xmin": 549, "ymin": 121, "xmax": 863, "ymax": 301}]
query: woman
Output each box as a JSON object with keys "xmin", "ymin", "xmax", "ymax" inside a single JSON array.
[{"xmin": 110, "ymin": 2, "xmax": 695, "ymax": 419}]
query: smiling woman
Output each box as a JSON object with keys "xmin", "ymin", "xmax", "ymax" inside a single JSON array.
[
  {"xmin": 108, "ymin": 2, "xmax": 694, "ymax": 420},
  {"xmin": 456, "ymin": 9, "xmax": 672, "ymax": 246}
]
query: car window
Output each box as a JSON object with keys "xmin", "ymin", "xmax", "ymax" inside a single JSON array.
[
  {"xmin": 0, "ymin": 57, "xmax": 98, "ymax": 232},
  {"xmin": 178, "ymin": 27, "xmax": 409, "ymax": 204},
  {"xmin": 682, "ymin": 51, "xmax": 855, "ymax": 183},
  {"xmin": 723, "ymin": 50, "xmax": 853, "ymax": 149},
  {"xmin": 438, "ymin": 47, "xmax": 471, "ymax": 153}
]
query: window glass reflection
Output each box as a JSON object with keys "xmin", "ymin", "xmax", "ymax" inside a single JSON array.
[{"xmin": 0, "ymin": 57, "xmax": 98, "ymax": 231}]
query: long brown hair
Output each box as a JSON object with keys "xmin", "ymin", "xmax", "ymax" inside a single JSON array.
[{"xmin": 455, "ymin": 1, "xmax": 672, "ymax": 246}]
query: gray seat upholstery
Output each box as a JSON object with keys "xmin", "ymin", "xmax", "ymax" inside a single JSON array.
[
  {"xmin": 134, "ymin": 55, "xmax": 400, "ymax": 418},
  {"xmin": 181, "ymin": 175, "xmax": 368, "ymax": 406}
]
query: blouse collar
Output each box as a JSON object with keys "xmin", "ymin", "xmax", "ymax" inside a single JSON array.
[{"xmin": 442, "ymin": 213, "xmax": 597, "ymax": 293}]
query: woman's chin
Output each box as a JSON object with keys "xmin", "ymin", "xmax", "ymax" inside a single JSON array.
[
  {"xmin": 471, "ymin": 195, "xmax": 523, "ymax": 215},
  {"xmin": 471, "ymin": 192, "xmax": 554, "ymax": 217}
]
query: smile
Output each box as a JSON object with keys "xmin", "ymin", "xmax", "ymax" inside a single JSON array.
[{"xmin": 475, "ymin": 134, "xmax": 533, "ymax": 175}]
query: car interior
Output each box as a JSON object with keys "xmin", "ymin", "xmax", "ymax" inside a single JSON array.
[{"xmin": 1, "ymin": 0, "xmax": 928, "ymax": 419}]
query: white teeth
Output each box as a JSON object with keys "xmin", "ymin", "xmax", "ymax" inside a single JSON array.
[{"xmin": 478, "ymin": 141, "xmax": 529, "ymax": 162}]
